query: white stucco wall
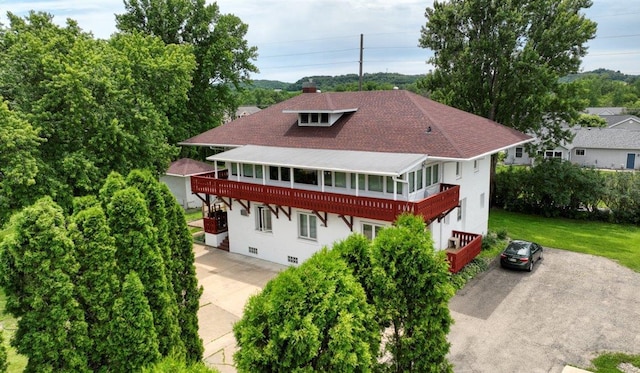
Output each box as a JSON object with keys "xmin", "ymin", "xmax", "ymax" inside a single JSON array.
[
  {"xmin": 225, "ymin": 203, "xmax": 392, "ymax": 266},
  {"xmin": 160, "ymin": 175, "xmax": 203, "ymax": 209}
]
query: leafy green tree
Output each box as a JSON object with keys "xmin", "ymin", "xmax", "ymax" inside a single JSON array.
[
  {"xmin": 107, "ymin": 186, "xmax": 185, "ymax": 358},
  {"xmin": 234, "ymin": 248, "xmax": 380, "ymax": 372},
  {"xmin": 68, "ymin": 205, "xmax": 122, "ymax": 370},
  {"xmin": 109, "ymin": 271, "xmax": 161, "ymax": 373},
  {"xmin": 0, "ymin": 12, "xmax": 195, "ymax": 210},
  {"xmin": 116, "ymin": 0, "xmax": 259, "ymax": 144},
  {"xmin": 419, "ymin": 0, "xmax": 596, "ymax": 203},
  {"xmin": 576, "ymin": 113, "xmax": 607, "ymax": 128},
  {"xmin": 0, "ymin": 330, "xmax": 7, "ymax": 373},
  {"xmin": 420, "ymin": 0, "xmax": 596, "ymax": 143},
  {"xmin": 0, "ymin": 99, "xmax": 42, "ymax": 224},
  {"xmin": 160, "ymin": 183, "xmax": 203, "ymax": 362},
  {"xmin": 0, "ymin": 197, "xmax": 91, "ymax": 372},
  {"xmin": 372, "ymin": 214, "xmax": 454, "ymax": 372}
]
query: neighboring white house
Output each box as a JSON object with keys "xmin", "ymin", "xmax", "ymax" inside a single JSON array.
[
  {"xmin": 569, "ymin": 128, "xmax": 640, "ymax": 169},
  {"xmin": 180, "ymin": 88, "xmax": 532, "ymax": 267},
  {"xmin": 504, "ymin": 111, "xmax": 640, "ymax": 169},
  {"xmin": 161, "ymin": 158, "xmax": 216, "ymax": 209}
]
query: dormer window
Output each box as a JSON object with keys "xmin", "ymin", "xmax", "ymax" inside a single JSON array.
[
  {"xmin": 284, "ymin": 107, "xmax": 358, "ymax": 127},
  {"xmin": 300, "ymin": 112, "xmax": 329, "ymax": 125}
]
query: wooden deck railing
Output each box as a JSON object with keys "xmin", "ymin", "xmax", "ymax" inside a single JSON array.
[
  {"xmin": 203, "ymin": 209, "xmax": 228, "ymax": 234},
  {"xmin": 191, "ymin": 175, "xmax": 459, "ymax": 224},
  {"xmin": 446, "ymin": 230, "xmax": 483, "ymax": 273}
]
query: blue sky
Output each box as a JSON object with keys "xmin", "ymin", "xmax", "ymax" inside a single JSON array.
[{"xmin": 1, "ymin": 0, "xmax": 639, "ymax": 83}]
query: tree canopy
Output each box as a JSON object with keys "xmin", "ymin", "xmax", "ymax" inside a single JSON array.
[
  {"xmin": 0, "ymin": 11, "xmax": 196, "ymax": 221},
  {"xmin": 116, "ymin": 0, "xmax": 259, "ymax": 144},
  {"xmin": 419, "ymin": 0, "xmax": 597, "ymax": 147}
]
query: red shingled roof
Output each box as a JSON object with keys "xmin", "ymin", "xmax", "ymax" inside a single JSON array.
[
  {"xmin": 180, "ymin": 90, "xmax": 531, "ymax": 159},
  {"xmin": 165, "ymin": 158, "xmax": 216, "ymax": 176}
]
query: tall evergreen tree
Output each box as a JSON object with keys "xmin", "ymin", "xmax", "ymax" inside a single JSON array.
[
  {"xmin": 69, "ymin": 205, "xmax": 122, "ymax": 370},
  {"xmin": 160, "ymin": 183, "xmax": 203, "ymax": 362},
  {"xmin": 126, "ymin": 170, "xmax": 171, "ymax": 279},
  {"xmin": 106, "ymin": 187, "xmax": 185, "ymax": 358},
  {"xmin": 99, "ymin": 171, "xmax": 126, "ymax": 210},
  {"xmin": 372, "ymin": 214, "xmax": 454, "ymax": 372},
  {"xmin": 0, "ymin": 197, "xmax": 90, "ymax": 372},
  {"xmin": 234, "ymin": 249, "xmax": 379, "ymax": 372},
  {"xmin": 109, "ymin": 271, "xmax": 161, "ymax": 373}
]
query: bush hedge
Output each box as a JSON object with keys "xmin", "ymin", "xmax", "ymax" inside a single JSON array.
[{"xmin": 494, "ymin": 159, "xmax": 640, "ymax": 224}]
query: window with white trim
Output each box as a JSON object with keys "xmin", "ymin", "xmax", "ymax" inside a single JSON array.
[
  {"xmin": 386, "ymin": 176, "xmax": 403, "ymax": 194},
  {"xmin": 575, "ymin": 149, "xmax": 585, "ymax": 156},
  {"xmin": 474, "ymin": 159, "xmax": 479, "ymax": 172},
  {"xmin": 425, "ymin": 164, "xmax": 439, "ymax": 187},
  {"xmin": 298, "ymin": 213, "xmax": 317, "ymax": 240},
  {"xmin": 362, "ymin": 223, "xmax": 384, "ymax": 240},
  {"xmin": 515, "ymin": 147, "xmax": 523, "ymax": 158},
  {"xmin": 256, "ymin": 206, "xmax": 272, "ymax": 232},
  {"xmin": 456, "ymin": 162, "xmax": 462, "ymax": 178},
  {"xmin": 457, "ymin": 198, "xmax": 465, "ymax": 221}
]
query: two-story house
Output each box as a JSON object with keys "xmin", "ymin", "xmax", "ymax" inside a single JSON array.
[{"xmin": 180, "ymin": 87, "xmax": 531, "ymax": 268}]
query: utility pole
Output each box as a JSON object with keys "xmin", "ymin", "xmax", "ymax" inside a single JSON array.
[{"xmin": 359, "ymin": 33, "xmax": 363, "ymax": 91}]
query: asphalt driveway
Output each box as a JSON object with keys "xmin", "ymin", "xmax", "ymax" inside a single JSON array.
[{"xmin": 448, "ymin": 248, "xmax": 640, "ymax": 372}]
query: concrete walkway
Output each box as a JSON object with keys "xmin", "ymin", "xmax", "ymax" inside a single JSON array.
[{"xmin": 194, "ymin": 244, "xmax": 285, "ymax": 373}]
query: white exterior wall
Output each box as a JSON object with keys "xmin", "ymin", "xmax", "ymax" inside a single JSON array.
[
  {"xmin": 429, "ymin": 158, "xmax": 490, "ymax": 251},
  {"xmin": 161, "ymin": 175, "xmax": 203, "ymax": 209},
  {"xmin": 570, "ymin": 148, "xmax": 640, "ymax": 170},
  {"xmin": 211, "ymin": 157, "xmax": 493, "ymax": 266},
  {"xmin": 225, "ymin": 202, "xmax": 390, "ymax": 266}
]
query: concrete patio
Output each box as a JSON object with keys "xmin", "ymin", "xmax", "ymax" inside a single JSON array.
[{"xmin": 193, "ymin": 244, "xmax": 285, "ymax": 373}]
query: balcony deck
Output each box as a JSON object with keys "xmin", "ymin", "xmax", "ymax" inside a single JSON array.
[{"xmin": 191, "ymin": 175, "xmax": 459, "ymax": 224}]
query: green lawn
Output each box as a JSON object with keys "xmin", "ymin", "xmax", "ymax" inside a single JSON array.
[
  {"xmin": 489, "ymin": 209, "xmax": 640, "ymax": 272},
  {"xmin": 1, "ymin": 288, "xmax": 28, "ymax": 372},
  {"xmin": 184, "ymin": 208, "xmax": 203, "ymax": 223}
]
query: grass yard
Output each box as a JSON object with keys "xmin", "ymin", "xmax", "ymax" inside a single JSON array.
[
  {"xmin": 184, "ymin": 208, "xmax": 203, "ymax": 223},
  {"xmin": 1, "ymin": 289, "xmax": 28, "ymax": 372},
  {"xmin": 489, "ymin": 209, "xmax": 640, "ymax": 272}
]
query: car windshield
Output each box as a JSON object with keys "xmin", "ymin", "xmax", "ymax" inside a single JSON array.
[{"xmin": 505, "ymin": 242, "xmax": 530, "ymax": 256}]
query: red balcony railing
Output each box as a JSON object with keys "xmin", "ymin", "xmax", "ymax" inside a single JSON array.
[
  {"xmin": 203, "ymin": 209, "xmax": 228, "ymax": 234},
  {"xmin": 191, "ymin": 175, "xmax": 459, "ymax": 224},
  {"xmin": 446, "ymin": 230, "xmax": 483, "ymax": 273}
]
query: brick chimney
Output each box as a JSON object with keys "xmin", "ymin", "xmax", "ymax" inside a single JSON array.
[{"xmin": 302, "ymin": 80, "xmax": 317, "ymax": 93}]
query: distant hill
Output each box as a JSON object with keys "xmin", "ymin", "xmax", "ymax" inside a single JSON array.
[
  {"xmin": 247, "ymin": 72, "xmax": 424, "ymax": 92},
  {"xmin": 560, "ymin": 69, "xmax": 639, "ymax": 83}
]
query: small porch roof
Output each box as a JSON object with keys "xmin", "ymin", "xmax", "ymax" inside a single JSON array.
[{"xmin": 207, "ymin": 145, "xmax": 428, "ymax": 177}]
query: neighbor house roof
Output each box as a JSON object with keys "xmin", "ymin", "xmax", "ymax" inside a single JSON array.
[
  {"xmin": 208, "ymin": 145, "xmax": 428, "ymax": 177},
  {"xmin": 604, "ymin": 115, "xmax": 640, "ymax": 128},
  {"xmin": 181, "ymin": 90, "xmax": 532, "ymax": 160},
  {"xmin": 165, "ymin": 158, "xmax": 216, "ymax": 177},
  {"xmin": 586, "ymin": 107, "xmax": 626, "ymax": 115},
  {"xmin": 569, "ymin": 128, "xmax": 640, "ymax": 150}
]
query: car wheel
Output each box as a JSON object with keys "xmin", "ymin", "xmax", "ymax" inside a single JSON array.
[{"xmin": 528, "ymin": 259, "xmax": 534, "ymax": 272}]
